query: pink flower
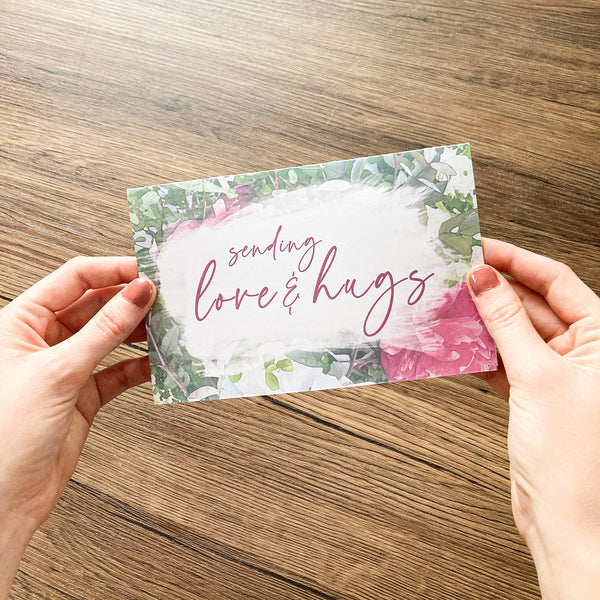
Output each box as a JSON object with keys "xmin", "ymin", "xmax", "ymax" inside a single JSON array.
[
  {"xmin": 164, "ymin": 187, "xmax": 254, "ymax": 240},
  {"xmin": 165, "ymin": 219, "xmax": 201, "ymax": 240},
  {"xmin": 202, "ymin": 192, "xmax": 254, "ymax": 228},
  {"xmin": 235, "ymin": 184, "xmax": 251, "ymax": 201},
  {"xmin": 380, "ymin": 280, "xmax": 496, "ymax": 381}
]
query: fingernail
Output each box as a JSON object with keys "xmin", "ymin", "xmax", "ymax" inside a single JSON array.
[
  {"xmin": 468, "ymin": 265, "xmax": 500, "ymax": 296},
  {"xmin": 123, "ymin": 278, "xmax": 154, "ymax": 308}
]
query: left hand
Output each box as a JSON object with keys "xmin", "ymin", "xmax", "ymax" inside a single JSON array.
[{"xmin": 0, "ymin": 257, "xmax": 155, "ymax": 598}]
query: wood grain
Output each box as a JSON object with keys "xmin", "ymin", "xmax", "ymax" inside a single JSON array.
[{"xmin": 1, "ymin": 0, "xmax": 598, "ymax": 598}]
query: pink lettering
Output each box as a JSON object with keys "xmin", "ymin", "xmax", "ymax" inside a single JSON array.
[
  {"xmin": 312, "ymin": 246, "xmax": 433, "ymax": 337},
  {"xmin": 195, "ymin": 260, "xmax": 278, "ymax": 321}
]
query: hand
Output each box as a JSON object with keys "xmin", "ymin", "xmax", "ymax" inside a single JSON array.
[
  {"xmin": 467, "ymin": 239, "xmax": 600, "ymax": 599},
  {"xmin": 0, "ymin": 257, "xmax": 156, "ymax": 598}
]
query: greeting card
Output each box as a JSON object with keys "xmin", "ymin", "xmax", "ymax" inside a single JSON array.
[{"xmin": 128, "ymin": 144, "xmax": 497, "ymax": 404}]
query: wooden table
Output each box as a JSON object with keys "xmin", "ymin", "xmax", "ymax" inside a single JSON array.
[{"xmin": 1, "ymin": 1, "xmax": 598, "ymax": 598}]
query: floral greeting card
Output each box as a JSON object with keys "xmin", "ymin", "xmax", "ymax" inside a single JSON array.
[{"xmin": 128, "ymin": 144, "xmax": 497, "ymax": 404}]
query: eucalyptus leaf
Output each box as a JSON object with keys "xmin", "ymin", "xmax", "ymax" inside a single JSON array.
[
  {"xmin": 328, "ymin": 361, "xmax": 348, "ymax": 380},
  {"xmin": 160, "ymin": 325, "xmax": 180, "ymax": 356},
  {"xmin": 350, "ymin": 157, "xmax": 366, "ymax": 183},
  {"xmin": 285, "ymin": 350, "xmax": 323, "ymax": 368},
  {"xmin": 412, "ymin": 152, "xmax": 428, "ymax": 167},
  {"xmin": 188, "ymin": 386, "xmax": 220, "ymax": 401},
  {"xmin": 383, "ymin": 153, "xmax": 396, "ymax": 168},
  {"xmin": 418, "ymin": 177, "xmax": 442, "ymax": 193},
  {"xmin": 394, "ymin": 171, "xmax": 408, "ymax": 187},
  {"xmin": 324, "ymin": 161, "xmax": 348, "ymax": 179},
  {"xmin": 430, "ymin": 162, "xmax": 457, "ymax": 177},
  {"xmin": 400, "ymin": 162, "xmax": 412, "ymax": 176}
]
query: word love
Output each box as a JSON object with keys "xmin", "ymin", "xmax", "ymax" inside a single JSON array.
[{"xmin": 194, "ymin": 241, "xmax": 434, "ymax": 338}]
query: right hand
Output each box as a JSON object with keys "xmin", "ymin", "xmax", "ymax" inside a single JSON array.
[{"xmin": 466, "ymin": 239, "xmax": 600, "ymax": 599}]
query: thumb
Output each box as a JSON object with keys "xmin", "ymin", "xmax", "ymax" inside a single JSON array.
[
  {"xmin": 60, "ymin": 277, "xmax": 156, "ymax": 373},
  {"xmin": 467, "ymin": 264, "xmax": 548, "ymax": 378}
]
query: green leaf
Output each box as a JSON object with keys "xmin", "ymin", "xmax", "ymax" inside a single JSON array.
[
  {"xmin": 413, "ymin": 152, "xmax": 428, "ymax": 167},
  {"xmin": 438, "ymin": 210, "xmax": 480, "ymax": 256},
  {"xmin": 455, "ymin": 143, "xmax": 472, "ymax": 158},
  {"xmin": 276, "ymin": 359, "xmax": 293, "ymax": 372},
  {"xmin": 430, "ymin": 162, "xmax": 456, "ymax": 177},
  {"xmin": 191, "ymin": 358, "xmax": 205, "ymax": 373},
  {"xmin": 141, "ymin": 190, "xmax": 160, "ymax": 204},
  {"xmin": 320, "ymin": 352, "xmax": 334, "ymax": 374},
  {"xmin": 324, "ymin": 161, "xmax": 349, "ymax": 179},
  {"xmin": 438, "ymin": 191, "xmax": 474, "ymax": 214},
  {"xmin": 418, "ymin": 177, "xmax": 441, "ymax": 193},
  {"xmin": 328, "ymin": 361, "xmax": 348, "ymax": 379},
  {"xmin": 288, "ymin": 169, "xmax": 298, "ymax": 184},
  {"xmin": 160, "ymin": 325, "xmax": 180, "ymax": 356},
  {"xmin": 265, "ymin": 372, "xmax": 279, "ymax": 391},
  {"xmin": 394, "ymin": 171, "xmax": 408, "ymax": 187},
  {"xmin": 350, "ymin": 157, "xmax": 366, "ymax": 183},
  {"xmin": 229, "ymin": 373, "xmax": 242, "ymax": 383},
  {"xmin": 285, "ymin": 351, "xmax": 323, "ymax": 368},
  {"xmin": 383, "ymin": 153, "xmax": 397, "ymax": 168},
  {"xmin": 439, "ymin": 210, "xmax": 480, "ymax": 236},
  {"xmin": 439, "ymin": 232, "xmax": 474, "ymax": 256}
]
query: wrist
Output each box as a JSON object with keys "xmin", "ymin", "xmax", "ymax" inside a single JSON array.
[
  {"xmin": 0, "ymin": 502, "xmax": 36, "ymax": 599},
  {"xmin": 526, "ymin": 520, "xmax": 600, "ymax": 600}
]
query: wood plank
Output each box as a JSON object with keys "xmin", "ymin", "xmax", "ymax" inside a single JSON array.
[
  {"xmin": 2, "ymin": 0, "xmax": 598, "ymax": 598},
  {"xmin": 12, "ymin": 481, "xmax": 332, "ymax": 600}
]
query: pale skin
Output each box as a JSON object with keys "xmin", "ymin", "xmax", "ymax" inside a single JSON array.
[
  {"xmin": 0, "ymin": 240, "xmax": 599, "ymax": 599},
  {"xmin": 0, "ymin": 257, "xmax": 156, "ymax": 598},
  {"xmin": 468, "ymin": 239, "xmax": 600, "ymax": 599}
]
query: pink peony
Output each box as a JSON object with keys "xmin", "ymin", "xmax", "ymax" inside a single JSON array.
[
  {"xmin": 202, "ymin": 192, "xmax": 254, "ymax": 228},
  {"xmin": 166, "ymin": 219, "xmax": 201, "ymax": 240},
  {"xmin": 235, "ymin": 184, "xmax": 251, "ymax": 201},
  {"xmin": 380, "ymin": 280, "xmax": 496, "ymax": 382},
  {"xmin": 163, "ymin": 186, "xmax": 254, "ymax": 241}
]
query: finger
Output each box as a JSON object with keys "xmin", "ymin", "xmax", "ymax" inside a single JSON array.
[
  {"xmin": 49, "ymin": 302, "xmax": 149, "ymax": 347},
  {"xmin": 90, "ymin": 355, "xmax": 151, "ymax": 418},
  {"xmin": 482, "ymin": 238, "xmax": 600, "ymax": 324},
  {"xmin": 548, "ymin": 329, "xmax": 575, "ymax": 357},
  {"xmin": 62, "ymin": 356, "xmax": 152, "ymax": 469},
  {"xmin": 58, "ymin": 277, "xmax": 156, "ymax": 372},
  {"xmin": 16, "ymin": 256, "xmax": 139, "ymax": 313},
  {"xmin": 55, "ymin": 285, "xmax": 126, "ymax": 334},
  {"xmin": 52, "ymin": 289, "xmax": 148, "ymax": 345},
  {"xmin": 508, "ymin": 279, "xmax": 569, "ymax": 342},
  {"xmin": 467, "ymin": 264, "xmax": 549, "ymax": 379}
]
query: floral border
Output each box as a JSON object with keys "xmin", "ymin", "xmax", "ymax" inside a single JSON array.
[{"xmin": 127, "ymin": 143, "xmax": 495, "ymax": 404}]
